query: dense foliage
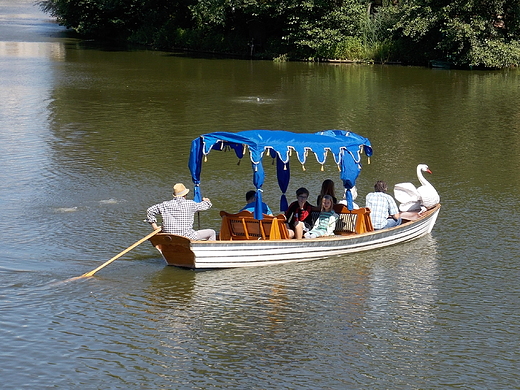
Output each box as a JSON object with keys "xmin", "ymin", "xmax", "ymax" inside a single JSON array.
[
  {"xmin": 389, "ymin": 0, "xmax": 520, "ymax": 68},
  {"xmin": 39, "ymin": 0, "xmax": 520, "ymax": 68}
]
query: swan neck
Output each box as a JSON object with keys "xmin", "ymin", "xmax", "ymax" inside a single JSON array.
[{"xmin": 417, "ymin": 166, "xmax": 431, "ymax": 186}]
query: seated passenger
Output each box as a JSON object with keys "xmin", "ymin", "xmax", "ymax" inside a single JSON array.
[
  {"xmin": 240, "ymin": 190, "xmax": 273, "ymax": 216},
  {"xmin": 365, "ymin": 180, "xmax": 401, "ymax": 230},
  {"xmin": 304, "ymin": 195, "xmax": 338, "ymax": 239},
  {"xmin": 146, "ymin": 183, "xmax": 216, "ymax": 241},
  {"xmin": 316, "ymin": 179, "xmax": 338, "ymax": 207},
  {"xmin": 285, "ymin": 187, "xmax": 314, "ymax": 239}
]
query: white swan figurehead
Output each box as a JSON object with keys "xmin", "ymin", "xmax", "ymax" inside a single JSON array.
[{"xmin": 394, "ymin": 164, "xmax": 440, "ymax": 212}]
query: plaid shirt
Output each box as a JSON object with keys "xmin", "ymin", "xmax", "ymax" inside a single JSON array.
[
  {"xmin": 365, "ymin": 192, "xmax": 399, "ymax": 230},
  {"xmin": 146, "ymin": 197, "xmax": 212, "ymax": 239}
]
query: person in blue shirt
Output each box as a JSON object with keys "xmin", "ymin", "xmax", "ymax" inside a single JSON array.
[{"xmin": 239, "ymin": 190, "xmax": 273, "ymax": 216}]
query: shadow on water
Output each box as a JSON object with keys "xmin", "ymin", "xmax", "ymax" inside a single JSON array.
[{"xmin": 68, "ymin": 38, "xmax": 250, "ymax": 61}]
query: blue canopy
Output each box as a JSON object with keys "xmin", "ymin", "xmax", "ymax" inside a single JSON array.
[{"xmin": 189, "ymin": 130, "xmax": 373, "ymax": 219}]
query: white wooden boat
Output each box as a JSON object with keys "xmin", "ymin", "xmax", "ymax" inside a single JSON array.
[
  {"xmin": 148, "ymin": 130, "xmax": 441, "ymax": 269},
  {"xmin": 149, "ymin": 204, "xmax": 440, "ymax": 269}
]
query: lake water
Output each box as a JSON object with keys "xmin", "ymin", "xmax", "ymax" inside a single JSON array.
[{"xmin": 1, "ymin": 1, "xmax": 519, "ymax": 389}]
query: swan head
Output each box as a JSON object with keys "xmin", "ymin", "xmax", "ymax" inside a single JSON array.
[{"xmin": 417, "ymin": 164, "xmax": 432, "ymax": 174}]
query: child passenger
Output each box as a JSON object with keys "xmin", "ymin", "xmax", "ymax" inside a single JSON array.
[
  {"xmin": 304, "ymin": 195, "xmax": 338, "ymax": 239},
  {"xmin": 285, "ymin": 187, "xmax": 314, "ymax": 239}
]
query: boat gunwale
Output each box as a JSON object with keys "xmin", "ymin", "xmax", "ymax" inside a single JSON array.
[
  {"xmin": 149, "ymin": 204, "xmax": 440, "ymax": 269},
  {"xmin": 185, "ymin": 203, "xmax": 441, "ymax": 247}
]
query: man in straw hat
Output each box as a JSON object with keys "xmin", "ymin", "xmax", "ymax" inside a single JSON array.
[{"xmin": 146, "ymin": 183, "xmax": 216, "ymax": 240}]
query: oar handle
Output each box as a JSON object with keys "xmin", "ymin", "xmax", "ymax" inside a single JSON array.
[{"xmin": 80, "ymin": 228, "xmax": 162, "ymax": 278}]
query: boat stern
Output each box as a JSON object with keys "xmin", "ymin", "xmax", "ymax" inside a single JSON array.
[{"xmin": 149, "ymin": 234, "xmax": 196, "ymax": 268}]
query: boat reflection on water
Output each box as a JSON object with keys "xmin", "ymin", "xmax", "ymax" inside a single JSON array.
[
  {"xmin": 140, "ymin": 259, "xmax": 375, "ymax": 365},
  {"xmin": 144, "ymin": 268, "xmax": 198, "ymax": 307},
  {"xmin": 366, "ymin": 234, "xmax": 439, "ymax": 336}
]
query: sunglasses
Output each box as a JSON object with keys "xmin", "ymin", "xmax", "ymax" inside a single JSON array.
[{"xmin": 297, "ymin": 195, "xmax": 308, "ymax": 199}]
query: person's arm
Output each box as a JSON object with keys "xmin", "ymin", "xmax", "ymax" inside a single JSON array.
[
  {"xmin": 285, "ymin": 202, "xmax": 295, "ymax": 224},
  {"xmin": 146, "ymin": 204, "xmax": 161, "ymax": 231},
  {"xmin": 390, "ymin": 212, "xmax": 400, "ymax": 220},
  {"xmin": 326, "ymin": 213, "xmax": 338, "ymax": 235},
  {"xmin": 301, "ymin": 202, "xmax": 313, "ymax": 221},
  {"xmin": 388, "ymin": 197, "xmax": 400, "ymax": 220},
  {"xmin": 193, "ymin": 198, "xmax": 212, "ymax": 211}
]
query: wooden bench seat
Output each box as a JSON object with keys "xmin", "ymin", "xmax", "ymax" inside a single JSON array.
[
  {"xmin": 335, "ymin": 204, "xmax": 374, "ymax": 234},
  {"xmin": 219, "ymin": 211, "xmax": 290, "ymax": 241}
]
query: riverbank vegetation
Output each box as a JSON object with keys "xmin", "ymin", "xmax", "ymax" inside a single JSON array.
[{"xmin": 39, "ymin": 0, "xmax": 520, "ymax": 69}]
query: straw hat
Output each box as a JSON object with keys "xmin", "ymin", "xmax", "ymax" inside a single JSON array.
[{"xmin": 173, "ymin": 183, "xmax": 189, "ymax": 197}]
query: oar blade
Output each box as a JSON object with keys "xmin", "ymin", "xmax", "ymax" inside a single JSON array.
[{"xmin": 69, "ymin": 228, "xmax": 161, "ymax": 280}]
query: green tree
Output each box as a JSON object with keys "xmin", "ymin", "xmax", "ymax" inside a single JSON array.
[
  {"xmin": 391, "ymin": 0, "xmax": 520, "ymax": 67},
  {"xmin": 39, "ymin": 0, "xmax": 143, "ymax": 38},
  {"xmin": 39, "ymin": 0, "xmax": 520, "ymax": 67}
]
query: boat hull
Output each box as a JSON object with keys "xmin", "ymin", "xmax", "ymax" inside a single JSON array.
[{"xmin": 149, "ymin": 204, "xmax": 440, "ymax": 269}]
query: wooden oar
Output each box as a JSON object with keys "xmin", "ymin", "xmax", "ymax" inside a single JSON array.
[{"xmin": 76, "ymin": 228, "xmax": 162, "ymax": 279}]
